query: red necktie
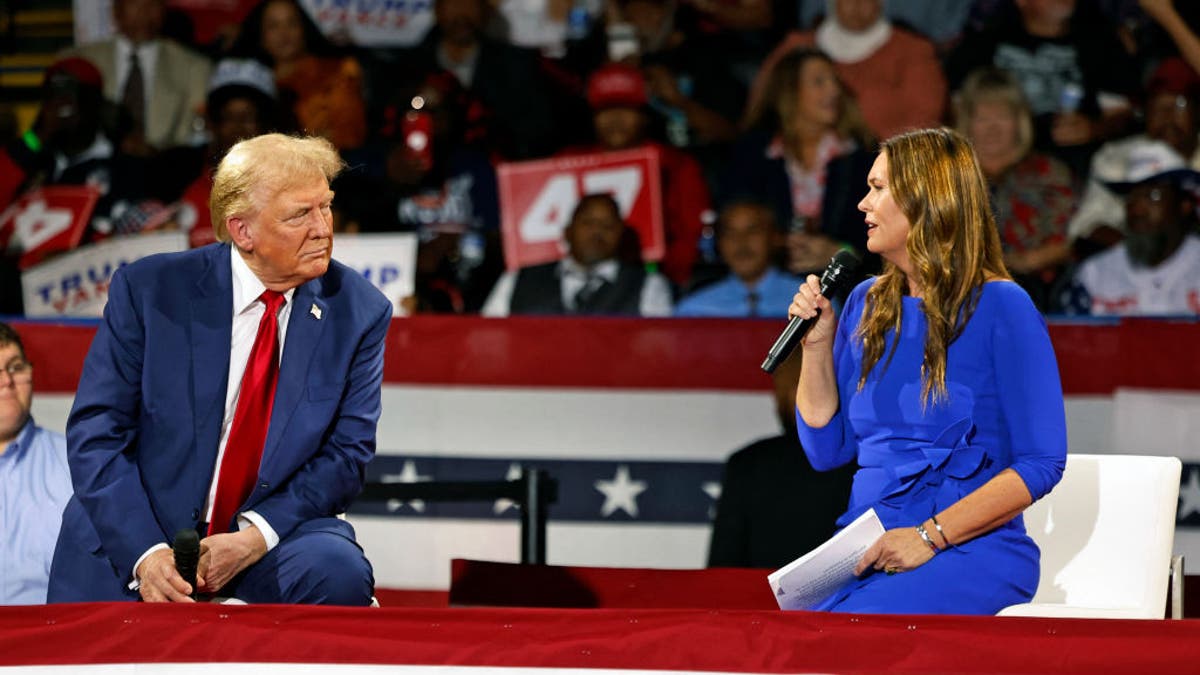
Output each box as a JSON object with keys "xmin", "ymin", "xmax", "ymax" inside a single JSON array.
[{"xmin": 208, "ymin": 290, "xmax": 285, "ymax": 535}]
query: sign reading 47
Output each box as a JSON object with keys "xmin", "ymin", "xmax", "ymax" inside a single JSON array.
[{"xmin": 498, "ymin": 147, "xmax": 665, "ymax": 271}]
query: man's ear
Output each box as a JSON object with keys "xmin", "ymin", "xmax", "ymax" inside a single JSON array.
[{"xmin": 227, "ymin": 216, "xmax": 253, "ymax": 251}]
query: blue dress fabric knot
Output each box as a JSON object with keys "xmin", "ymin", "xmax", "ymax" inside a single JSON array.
[{"xmin": 881, "ymin": 417, "xmax": 990, "ymax": 511}]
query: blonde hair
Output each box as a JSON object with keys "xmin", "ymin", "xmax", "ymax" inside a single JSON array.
[
  {"xmin": 744, "ymin": 47, "xmax": 873, "ymax": 151},
  {"xmin": 209, "ymin": 133, "xmax": 344, "ymax": 241},
  {"xmin": 856, "ymin": 128, "xmax": 1010, "ymax": 405},
  {"xmin": 954, "ymin": 67, "xmax": 1035, "ymax": 160}
]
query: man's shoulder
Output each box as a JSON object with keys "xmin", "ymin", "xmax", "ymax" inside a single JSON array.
[
  {"xmin": 516, "ymin": 261, "xmax": 561, "ymax": 277},
  {"xmin": 32, "ymin": 422, "xmax": 67, "ymax": 445},
  {"xmin": 1076, "ymin": 244, "xmax": 1128, "ymax": 281},
  {"xmin": 1178, "ymin": 234, "xmax": 1200, "ymax": 258},
  {"xmin": 118, "ymin": 243, "xmax": 222, "ymax": 283},
  {"xmin": 62, "ymin": 41, "xmax": 117, "ymax": 73},
  {"xmin": 26, "ymin": 422, "xmax": 69, "ymax": 471},
  {"xmin": 678, "ymin": 276, "xmax": 738, "ymax": 305},
  {"xmin": 761, "ymin": 268, "xmax": 803, "ymax": 291},
  {"xmin": 320, "ymin": 258, "xmax": 392, "ymax": 315},
  {"xmin": 158, "ymin": 39, "xmax": 212, "ymax": 69},
  {"xmin": 68, "ymin": 39, "xmax": 116, "ymax": 56},
  {"xmin": 726, "ymin": 434, "xmax": 816, "ymax": 477},
  {"xmin": 1161, "ymin": 235, "xmax": 1200, "ymax": 276}
]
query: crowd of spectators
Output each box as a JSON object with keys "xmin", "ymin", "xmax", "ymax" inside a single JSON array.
[{"xmin": 4, "ymin": 0, "xmax": 1200, "ymax": 318}]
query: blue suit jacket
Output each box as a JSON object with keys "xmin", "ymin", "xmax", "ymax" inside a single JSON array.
[{"xmin": 48, "ymin": 243, "xmax": 392, "ymax": 601}]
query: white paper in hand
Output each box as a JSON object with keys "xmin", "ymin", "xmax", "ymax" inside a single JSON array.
[{"xmin": 767, "ymin": 508, "xmax": 885, "ymax": 611}]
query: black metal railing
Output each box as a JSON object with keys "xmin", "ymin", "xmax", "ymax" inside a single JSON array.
[{"xmin": 356, "ymin": 468, "xmax": 558, "ymax": 564}]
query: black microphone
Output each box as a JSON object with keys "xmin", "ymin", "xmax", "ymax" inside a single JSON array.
[
  {"xmin": 761, "ymin": 250, "xmax": 861, "ymax": 374},
  {"xmin": 173, "ymin": 528, "xmax": 200, "ymax": 599}
]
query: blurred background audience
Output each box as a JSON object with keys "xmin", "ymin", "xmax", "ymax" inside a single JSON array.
[
  {"xmin": 337, "ymin": 69, "xmax": 503, "ymax": 313},
  {"xmin": 752, "ymin": 0, "xmax": 947, "ymax": 142},
  {"xmin": 560, "ymin": 62, "xmax": 713, "ymax": 289},
  {"xmin": 728, "ymin": 47, "xmax": 875, "ymax": 277},
  {"xmin": 674, "ymin": 199, "xmax": 799, "ymax": 318},
  {"xmin": 227, "ymin": 0, "xmax": 365, "ymax": 150},
  {"xmin": 947, "ymin": 0, "xmax": 1139, "ymax": 178},
  {"xmin": 2, "ymin": 0, "xmax": 1199, "ymax": 319},
  {"xmin": 481, "ymin": 193, "xmax": 672, "ymax": 316},
  {"xmin": 66, "ymin": 0, "xmax": 211, "ymax": 155},
  {"xmin": 955, "ymin": 66, "xmax": 1075, "ymax": 311},
  {"xmin": 1061, "ymin": 140, "xmax": 1200, "ymax": 315},
  {"xmin": 1068, "ymin": 58, "xmax": 1200, "ymax": 258},
  {"xmin": 166, "ymin": 58, "xmax": 284, "ymax": 247}
]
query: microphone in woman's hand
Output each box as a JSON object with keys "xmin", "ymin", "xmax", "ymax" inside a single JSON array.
[{"xmin": 761, "ymin": 250, "xmax": 861, "ymax": 374}]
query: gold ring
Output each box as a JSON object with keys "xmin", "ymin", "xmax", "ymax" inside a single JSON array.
[{"xmin": 885, "ymin": 567, "xmax": 898, "ymax": 575}]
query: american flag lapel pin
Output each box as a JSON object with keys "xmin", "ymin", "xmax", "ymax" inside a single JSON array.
[{"xmin": 310, "ymin": 303, "xmax": 322, "ymax": 320}]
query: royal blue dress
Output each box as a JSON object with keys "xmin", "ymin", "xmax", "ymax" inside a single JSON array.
[{"xmin": 796, "ymin": 279, "xmax": 1067, "ymax": 615}]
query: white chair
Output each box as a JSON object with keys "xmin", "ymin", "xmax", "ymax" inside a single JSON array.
[{"xmin": 997, "ymin": 454, "xmax": 1183, "ymax": 619}]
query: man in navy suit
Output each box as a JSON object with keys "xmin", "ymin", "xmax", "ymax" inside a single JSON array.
[{"xmin": 48, "ymin": 134, "xmax": 392, "ymax": 604}]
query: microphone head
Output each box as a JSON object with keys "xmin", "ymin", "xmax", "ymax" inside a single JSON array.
[
  {"xmin": 174, "ymin": 528, "xmax": 200, "ymax": 551},
  {"xmin": 173, "ymin": 528, "xmax": 200, "ymax": 597},
  {"xmin": 819, "ymin": 250, "xmax": 862, "ymax": 290}
]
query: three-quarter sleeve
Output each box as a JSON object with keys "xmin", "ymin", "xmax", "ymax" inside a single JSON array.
[
  {"xmin": 796, "ymin": 281, "xmax": 868, "ymax": 471},
  {"xmin": 991, "ymin": 286, "xmax": 1068, "ymax": 500}
]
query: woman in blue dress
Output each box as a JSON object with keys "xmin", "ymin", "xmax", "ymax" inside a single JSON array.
[{"xmin": 788, "ymin": 127, "xmax": 1067, "ymax": 614}]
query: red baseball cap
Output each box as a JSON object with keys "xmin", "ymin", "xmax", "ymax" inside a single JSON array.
[
  {"xmin": 1148, "ymin": 57, "xmax": 1200, "ymax": 100},
  {"xmin": 43, "ymin": 56, "xmax": 104, "ymax": 90},
  {"xmin": 587, "ymin": 63, "xmax": 647, "ymax": 110}
]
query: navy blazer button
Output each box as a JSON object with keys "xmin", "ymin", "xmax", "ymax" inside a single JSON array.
[
  {"xmin": 260, "ymin": 482, "xmax": 270, "ymax": 489},
  {"xmin": 191, "ymin": 509, "xmax": 199, "ymax": 520}
]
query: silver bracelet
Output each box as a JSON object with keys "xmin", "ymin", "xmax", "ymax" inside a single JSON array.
[
  {"xmin": 916, "ymin": 523, "xmax": 940, "ymax": 554},
  {"xmin": 930, "ymin": 515, "xmax": 959, "ymax": 550}
]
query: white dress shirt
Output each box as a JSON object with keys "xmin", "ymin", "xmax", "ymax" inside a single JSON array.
[
  {"xmin": 114, "ymin": 37, "xmax": 160, "ymax": 122},
  {"xmin": 480, "ymin": 257, "xmax": 673, "ymax": 317}
]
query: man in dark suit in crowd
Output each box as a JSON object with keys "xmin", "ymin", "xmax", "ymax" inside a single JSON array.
[
  {"xmin": 480, "ymin": 193, "xmax": 672, "ymax": 317},
  {"xmin": 49, "ymin": 133, "xmax": 392, "ymax": 604},
  {"xmin": 708, "ymin": 349, "xmax": 855, "ymax": 568}
]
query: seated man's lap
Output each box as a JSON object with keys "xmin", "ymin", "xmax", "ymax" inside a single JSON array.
[{"xmin": 225, "ymin": 517, "xmax": 374, "ymax": 606}]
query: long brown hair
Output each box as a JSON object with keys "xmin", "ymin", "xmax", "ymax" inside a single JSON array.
[
  {"xmin": 743, "ymin": 48, "xmax": 873, "ymax": 155},
  {"xmin": 856, "ymin": 128, "xmax": 1010, "ymax": 405}
]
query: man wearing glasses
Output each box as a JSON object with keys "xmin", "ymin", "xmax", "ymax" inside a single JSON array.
[{"xmin": 0, "ymin": 322, "xmax": 72, "ymax": 604}]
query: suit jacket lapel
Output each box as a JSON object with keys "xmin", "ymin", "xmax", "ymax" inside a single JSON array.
[
  {"xmin": 261, "ymin": 278, "xmax": 328, "ymax": 472},
  {"xmin": 148, "ymin": 43, "xmax": 182, "ymax": 146},
  {"xmin": 190, "ymin": 245, "xmax": 233, "ymax": 489},
  {"xmin": 98, "ymin": 42, "xmax": 118, "ymax": 101}
]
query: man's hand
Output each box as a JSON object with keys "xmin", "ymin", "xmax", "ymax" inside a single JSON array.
[
  {"xmin": 644, "ymin": 65, "xmax": 685, "ymax": 108},
  {"xmin": 135, "ymin": 547, "xmax": 196, "ymax": 602},
  {"xmin": 196, "ymin": 526, "xmax": 269, "ymax": 595}
]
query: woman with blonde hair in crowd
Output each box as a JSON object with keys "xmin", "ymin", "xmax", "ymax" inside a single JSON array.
[
  {"xmin": 788, "ymin": 127, "xmax": 1066, "ymax": 614},
  {"xmin": 725, "ymin": 47, "xmax": 876, "ymax": 278},
  {"xmin": 956, "ymin": 67, "xmax": 1076, "ymax": 311}
]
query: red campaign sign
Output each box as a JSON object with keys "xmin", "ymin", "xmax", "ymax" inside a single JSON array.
[
  {"xmin": 0, "ymin": 186, "xmax": 99, "ymax": 269},
  {"xmin": 498, "ymin": 147, "xmax": 665, "ymax": 271}
]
